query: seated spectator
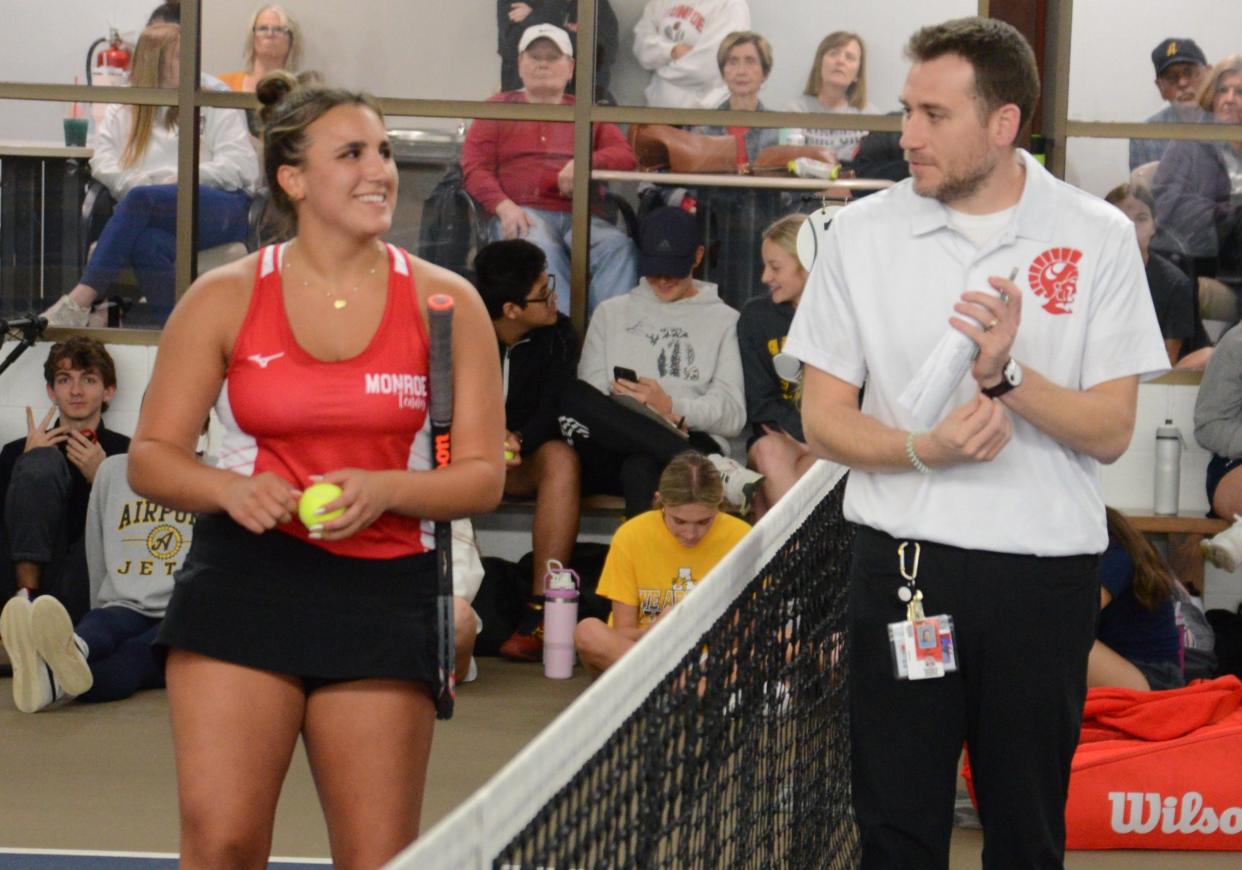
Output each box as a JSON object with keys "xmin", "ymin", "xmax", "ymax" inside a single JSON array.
[
  {"xmin": 692, "ymin": 31, "xmax": 778, "ymax": 163},
  {"xmin": 1130, "ymin": 38, "xmax": 1212, "ymax": 171},
  {"xmin": 739, "ymin": 215, "xmax": 818, "ymax": 518},
  {"xmin": 1105, "ymin": 183, "xmax": 1208, "ymax": 368},
  {"xmin": 43, "ymin": 23, "xmax": 259, "ymax": 327},
  {"xmin": 462, "ymin": 23, "xmax": 637, "ymax": 315},
  {"xmin": 1151, "ymin": 55, "xmax": 1242, "ymax": 292},
  {"xmin": 1090, "ymin": 508, "xmax": 1185, "ymax": 691},
  {"xmin": 574, "ymin": 451, "xmax": 749, "ymax": 673},
  {"xmin": 560, "ymin": 206, "xmax": 761, "ymax": 515},
  {"xmin": 497, "ymin": 1, "xmax": 620, "ymax": 103},
  {"xmin": 0, "ymin": 454, "xmax": 188, "ymax": 712},
  {"xmin": 784, "ymin": 31, "xmax": 880, "ymax": 161},
  {"xmin": 632, "ymin": 0, "xmax": 751, "ymax": 109},
  {"xmin": 217, "ymin": 5, "xmax": 302, "ymax": 93},
  {"xmin": 473, "ymin": 239, "xmax": 582, "ymax": 662},
  {"xmin": 1196, "ymin": 323, "xmax": 1242, "ymax": 569},
  {"xmin": 0, "ymin": 338, "xmax": 130, "ymax": 623}
]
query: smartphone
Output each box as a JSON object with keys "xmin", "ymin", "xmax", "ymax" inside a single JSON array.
[{"xmin": 613, "ymin": 366, "xmax": 639, "ymax": 383}]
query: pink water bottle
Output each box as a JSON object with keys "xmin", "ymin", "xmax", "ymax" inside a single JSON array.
[{"xmin": 542, "ymin": 560, "xmax": 580, "ymax": 679}]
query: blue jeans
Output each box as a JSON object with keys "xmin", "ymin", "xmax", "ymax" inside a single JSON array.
[
  {"xmin": 76, "ymin": 605, "xmax": 164, "ymax": 702},
  {"xmin": 489, "ymin": 207, "xmax": 636, "ymax": 315},
  {"xmin": 81, "ymin": 184, "xmax": 250, "ymax": 315}
]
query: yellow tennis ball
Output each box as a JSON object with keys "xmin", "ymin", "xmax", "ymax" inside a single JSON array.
[
  {"xmin": 505, "ymin": 448, "xmax": 516, "ymax": 461},
  {"xmin": 299, "ymin": 482, "xmax": 344, "ymax": 528}
]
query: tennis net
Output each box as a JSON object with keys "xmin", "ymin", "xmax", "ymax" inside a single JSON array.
[{"xmin": 392, "ymin": 459, "xmax": 856, "ymax": 869}]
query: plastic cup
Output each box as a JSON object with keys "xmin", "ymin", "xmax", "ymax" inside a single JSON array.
[{"xmin": 63, "ymin": 118, "xmax": 88, "ymax": 147}]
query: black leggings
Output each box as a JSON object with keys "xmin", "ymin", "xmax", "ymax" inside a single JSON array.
[{"xmin": 559, "ymin": 379, "xmax": 718, "ymax": 516}]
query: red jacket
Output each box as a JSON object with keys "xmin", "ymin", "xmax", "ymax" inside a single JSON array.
[{"xmin": 460, "ymin": 91, "xmax": 635, "ymax": 215}]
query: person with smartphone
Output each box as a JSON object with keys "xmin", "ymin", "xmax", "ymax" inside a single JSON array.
[{"xmin": 0, "ymin": 337, "xmax": 130, "ymax": 625}]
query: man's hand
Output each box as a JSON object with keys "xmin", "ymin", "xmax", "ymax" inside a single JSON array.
[
  {"xmin": 949, "ymin": 273, "xmax": 1022, "ymax": 389},
  {"xmin": 917, "ymin": 393, "xmax": 1012, "ymax": 468},
  {"xmin": 64, "ymin": 430, "xmax": 106, "ymax": 483},
  {"xmin": 495, "ymin": 200, "xmax": 534, "ymax": 239},
  {"xmin": 504, "ymin": 431, "xmax": 523, "ymax": 468},
  {"xmin": 557, "ymin": 160, "xmax": 575, "ymax": 198},
  {"xmin": 24, "ymin": 407, "xmax": 68, "ymax": 453},
  {"xmin": 613, "ymin": 376, "xmax": 676, "ymax": 419},
  {"xmin": 671, "ymin": 44, "xmax": 690, "ymax": 61},
  {"xmin": 508, "ymin": 2, "xmax": 533, "ymax": 23}
]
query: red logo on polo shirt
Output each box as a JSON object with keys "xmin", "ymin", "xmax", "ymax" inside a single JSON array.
[{"xmin": 1028, "ymin": 247, "xmax": 1083, "ymax": 315}]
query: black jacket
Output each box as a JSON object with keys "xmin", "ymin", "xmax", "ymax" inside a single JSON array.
[{"xmin": 501, "ymin": 315, "xmax": 580, "ymax": 455}]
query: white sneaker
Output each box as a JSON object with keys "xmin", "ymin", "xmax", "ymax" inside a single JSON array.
[
  {"xmin": 1, "ymin": 595, "xmax": 69, "ymax": 713},
  {"xmin": 42, "ymin": 294, "xmax": 91, "ymax": 328},
  {"xmin": 31, "ymin": 596, "xmax": 92, "ymax": 697},
  {"xmin": 707, "ymin": 454, "xmax": 764, "ymax": 513},
  {"xmin": 1202, "ymin": 515, "xmax": 1242, "ymax": 572}
]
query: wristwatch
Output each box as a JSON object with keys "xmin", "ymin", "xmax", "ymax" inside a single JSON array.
[{"xmin": 982, "ymin": 358, "xmax": 1023, "ymax": 399}]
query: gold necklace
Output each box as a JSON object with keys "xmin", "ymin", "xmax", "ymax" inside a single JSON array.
[{"xmin": 284, "ymin": 242, "xmax": 382, "ymax": 310}]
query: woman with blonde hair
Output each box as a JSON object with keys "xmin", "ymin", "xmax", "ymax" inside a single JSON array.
[
  {"xmin": 43, "ymin": 23, "xmax": 258, "ymax": 326},
  {"xmin": 784, "ymin": 31, "xmax": 879, "ymax": 161},
  {"xmin": 218, "ymin": 4, "xmax": 303, "ymax": 92},
  {"xmin": 127, "ymin": 70, "xmax": 504, "ymax": 865},
  {"xmin": 574, "ymin": 451, "xmax": 749, "ymax": 673},
  {"xmin": 739, "ymin": 214, "xmax": 817, "ymax": 518}
]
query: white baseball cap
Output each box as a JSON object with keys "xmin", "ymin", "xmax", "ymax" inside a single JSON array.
[{"xmin": 519, "ymin": 23, "xmax": 573, "ymax": 58}]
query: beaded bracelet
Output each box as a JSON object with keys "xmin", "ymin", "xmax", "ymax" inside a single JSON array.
[{"xmin": 905, "ymin": 430, "xmax": 931, "ymax": 474}]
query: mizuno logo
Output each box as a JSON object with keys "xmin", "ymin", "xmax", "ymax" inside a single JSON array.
[{"xmin": 248, "ymin": 352, "xmax": 285, "ymax": 369}]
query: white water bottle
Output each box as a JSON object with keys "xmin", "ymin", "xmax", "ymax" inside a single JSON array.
[{"xmin": 1154, "ymin": 419, "xmax": 1182, "ymax": 516}]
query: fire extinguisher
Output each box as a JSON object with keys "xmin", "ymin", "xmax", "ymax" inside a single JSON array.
[{"xmin": 86, "ymin": 28, "xmax": 132, "ymax": 127}]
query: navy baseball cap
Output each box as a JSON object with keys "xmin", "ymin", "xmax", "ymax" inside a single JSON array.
[
  {"xmin": 1151, "ymin": 38, "xmax": 1207, "ymax": 76},
  {"xmin": 637, "ymin": 207, "xmax": 699, "ymax": 277}
]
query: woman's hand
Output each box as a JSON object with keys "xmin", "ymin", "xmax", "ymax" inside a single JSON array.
[
  {"xmin": 221, "ymin": 471, "xmax": 300, "ymax": 534},
  {"xmin": 307, "ymin": 468, "xmax": 393, "ymax": 541}
]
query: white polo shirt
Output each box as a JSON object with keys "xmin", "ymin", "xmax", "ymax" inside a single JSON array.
[{"xmin": 785, "ymin": 150, "xmax": 1168, "ymax": 556}]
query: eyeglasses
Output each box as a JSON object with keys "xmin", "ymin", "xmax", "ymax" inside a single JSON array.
[
  {"xmin": 520, "ymin": 274, "xmax": 557, "ymax": 307},
  {"xmin": 1159, "ymin": 64, "xmax": 1202, "ymax": 85},
  {"xmin": 254, "ymin": 26, "xmax": 291, "ymax": 37}
]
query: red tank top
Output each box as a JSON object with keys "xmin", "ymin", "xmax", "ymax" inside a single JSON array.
[{"xmin": 215, "ymin": 243, "xmax": 434, "ymax": 558}]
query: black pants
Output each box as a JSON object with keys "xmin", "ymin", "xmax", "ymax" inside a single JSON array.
[
  {"xmin": 5, "ymin": 447, "xmax": 91, "ymax": 622},
  {"xmin": 848, "ymin": 526, "xmax": 1099, "ymax": 870},
  {"xmin": 559, "ymin": 379, "xmax": 718, "ymax": 517}
]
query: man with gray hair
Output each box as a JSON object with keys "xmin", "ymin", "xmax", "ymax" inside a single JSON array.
[{"xmin": 1130, "ymin": 37, "xmax": 1211, "ymax": 170}]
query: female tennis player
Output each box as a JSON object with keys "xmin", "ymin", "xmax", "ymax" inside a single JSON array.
[{"xmin": 127, "ymin": 71, "xmax": 504, "ymax": 868}]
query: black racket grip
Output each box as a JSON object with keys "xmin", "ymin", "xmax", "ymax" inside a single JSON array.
[{"xmin": 428, "ymin": 295, "xmax": 454, "ymax": 428}]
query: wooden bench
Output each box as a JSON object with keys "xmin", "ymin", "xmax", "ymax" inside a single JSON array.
[
  {"xmin": 494, "ymin": 494, "xmax": 627, "ymax": 517},
  {"xmin": 1119, "ymin": 510, "xmax": 1228, "ymax": 595}
]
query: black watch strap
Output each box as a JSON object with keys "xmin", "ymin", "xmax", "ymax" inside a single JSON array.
[{"xmin": 982, "ymin": 359, "xmax": 1018, "ymax": 399}]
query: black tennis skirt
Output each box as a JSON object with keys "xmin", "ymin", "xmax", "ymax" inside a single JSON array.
[{"xmin": 157, "ymin": 513, "xmax": 439, "ymax": 684}]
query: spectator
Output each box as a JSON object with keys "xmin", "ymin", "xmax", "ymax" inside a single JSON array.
[
  {"xmin": 1090, "ymin": 508, "xmax": 1184, "ymax": 691},
  {"xmin": 632, "ymin": 0, "xmax": 751, "ymax": 109},
  {"xmin": 0, "ymin": 454, "xmax": 190, "ymax": 713},
  {"xmin": 497, "ymin": 1, "xmax": 620, "ymax": 103},
  {"xmin": 217, "ymin": 5, "xmax": 303, "ymax": 93},
  {"xmin": 560, "ymin": 206, "xmax": 761, "ymax": 515},
  {"xmin": 1105, "ymin": 183, "xmax": 1206, "ymax": 368},
  {"xmin": 474, "ymin": 239, "xmax": 582, "ymax": 663},
  {"xmin": 1195, "ymin": 321, "xmax": 1242, "ymax": 570},
  {"xmin": 1130, "ymin": 38, "xmax": 1212, "ymax": 171},
  {"xmin": 462, "ymin": 23, "xmax": 637, "ymax": 315},
  {"xmin": 0, "ymin": 338, "xmax": 130, "ymax": 623},
  {"xmin": 573, "ymin": 451, "xmax": 749, "ymax": 673},
  {"xmin": 784, "ymin": 31, "xmax": 880, "ymax": 162},
  {"xmin": 43, "ymin": 24, "xmax": 259, "ymax": 327},
  {"xmin": 693, "ymin": 31, "xmax": 778, "ymax": 162},
  {"xmin": 1151, "ymin": 55, "xmax": 1242, "ymax": 290},
  {"xmin": 146, "ymin": 2, "xmax": 180, "ymax": 25},
  {"xmin": 739, "ymin": 214, "xmax": 818, "ymax": 518}
]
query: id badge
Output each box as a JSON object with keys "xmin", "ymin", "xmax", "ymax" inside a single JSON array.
[{"xmin": 888, "ymin": 615, "xmax": 958, "ymax": 681}]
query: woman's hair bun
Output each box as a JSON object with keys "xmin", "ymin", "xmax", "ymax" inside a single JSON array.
[{"xmin": 256, "ymin": 70, "xmax": 299, "ymax": 124}]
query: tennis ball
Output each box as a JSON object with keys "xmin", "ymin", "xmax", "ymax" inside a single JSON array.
[
  {"xmin": 505, "ymin": 448, "xmax": 516, "ymax": 461},
  {"xmin": 299, "ymin": 482, "xmax": 344, "ymax": 528}
]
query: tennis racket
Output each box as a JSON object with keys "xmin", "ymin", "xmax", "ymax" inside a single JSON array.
[{"xmin": 428, "ymin": 294, "xmax": 456, "ymax": 720}]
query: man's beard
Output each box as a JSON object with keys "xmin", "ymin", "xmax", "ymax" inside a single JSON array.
[{"xmin": 916, "ymin": 148, "xmax": 999, "ymax": 204}]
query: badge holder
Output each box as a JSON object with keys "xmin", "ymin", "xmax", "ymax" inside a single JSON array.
[{"xmin": 887, "ymin": 541, "xmax": 959, "ymax": 681}]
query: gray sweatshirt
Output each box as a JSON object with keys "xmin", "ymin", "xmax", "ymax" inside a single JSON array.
[
  {"xmin": 579, "ymin": 278, "xmax": 746, "ymax": 448},
  {"xmin": 1195, "ymin": 323, "xmax": 1242, "ymax": 458},
  {"xmin": 85, "ymin": 454, "xmax": 195, "ymax": 617}
]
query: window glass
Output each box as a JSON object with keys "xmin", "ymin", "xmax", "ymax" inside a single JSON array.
[
  {"xmin": 1069, "ymin": 0, "xmax": 1242, "ymax": 124},
  {"xmin": 606, "ymin": 0, "xmax": 976, "ymax": 111}
]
